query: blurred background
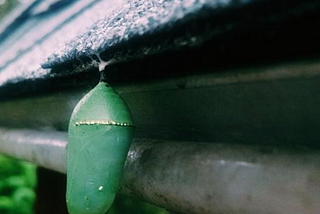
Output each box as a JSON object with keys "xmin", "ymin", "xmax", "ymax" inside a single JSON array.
[
  {"xmin": 0, "ymin": 0, "xmax": 18, "ymax": 21},
  {"xmin": 0, "ymin": 155, "xmax": 36, "ymax": 214}
]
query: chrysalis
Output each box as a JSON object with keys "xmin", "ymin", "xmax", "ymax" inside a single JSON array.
[{"xmin": 67, "ymin": 81, "xmax": 134, "ymax": 214}]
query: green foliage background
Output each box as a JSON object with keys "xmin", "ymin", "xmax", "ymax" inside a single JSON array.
[
  {"xmin": 0, "ymin": 0, "xmax": 18, "ymax": 22},
  {"xmin": 0, "ymin": 155, "xmax": 37, "ymax": 214}
]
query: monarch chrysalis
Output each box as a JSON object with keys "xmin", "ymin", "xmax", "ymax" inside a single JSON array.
[{"xmin": 67, "ymin": 81, "xmax": 134, "ymax": 214}]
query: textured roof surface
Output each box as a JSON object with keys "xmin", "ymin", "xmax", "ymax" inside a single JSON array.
[
  {"xmin": 0, "ymin": 0, "xmax": 320, "ymax": 94},
  {"xmin": 0, "ymin": 0, "xmax": 123, "ymax": 86},
  {"xmin": 42, "ymin": 0, "xmax": 253, "ymax": 68}
]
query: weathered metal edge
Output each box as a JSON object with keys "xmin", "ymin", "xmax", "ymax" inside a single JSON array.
[{"xmin": 0, "ymin": 128, "xmax": 319, "ymax": 214}]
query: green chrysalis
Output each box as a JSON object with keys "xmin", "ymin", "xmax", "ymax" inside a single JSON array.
[{"xmin": 67, "ymin": 81, "xmax": 134, "ymax": 214}]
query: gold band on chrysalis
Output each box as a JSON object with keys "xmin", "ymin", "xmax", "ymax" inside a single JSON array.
[{"xmin": 74, "ymin": 120, "xmax": 135, "ymax": 127}]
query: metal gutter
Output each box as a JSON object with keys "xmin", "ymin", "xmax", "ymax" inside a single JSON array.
[
  {"xmin": 1, "ymin": 59, "xmax": 320, "ymax": 146},
  {"xmin": 0, "ymin": 128, "xmax": 319, "ymax": 214}
]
